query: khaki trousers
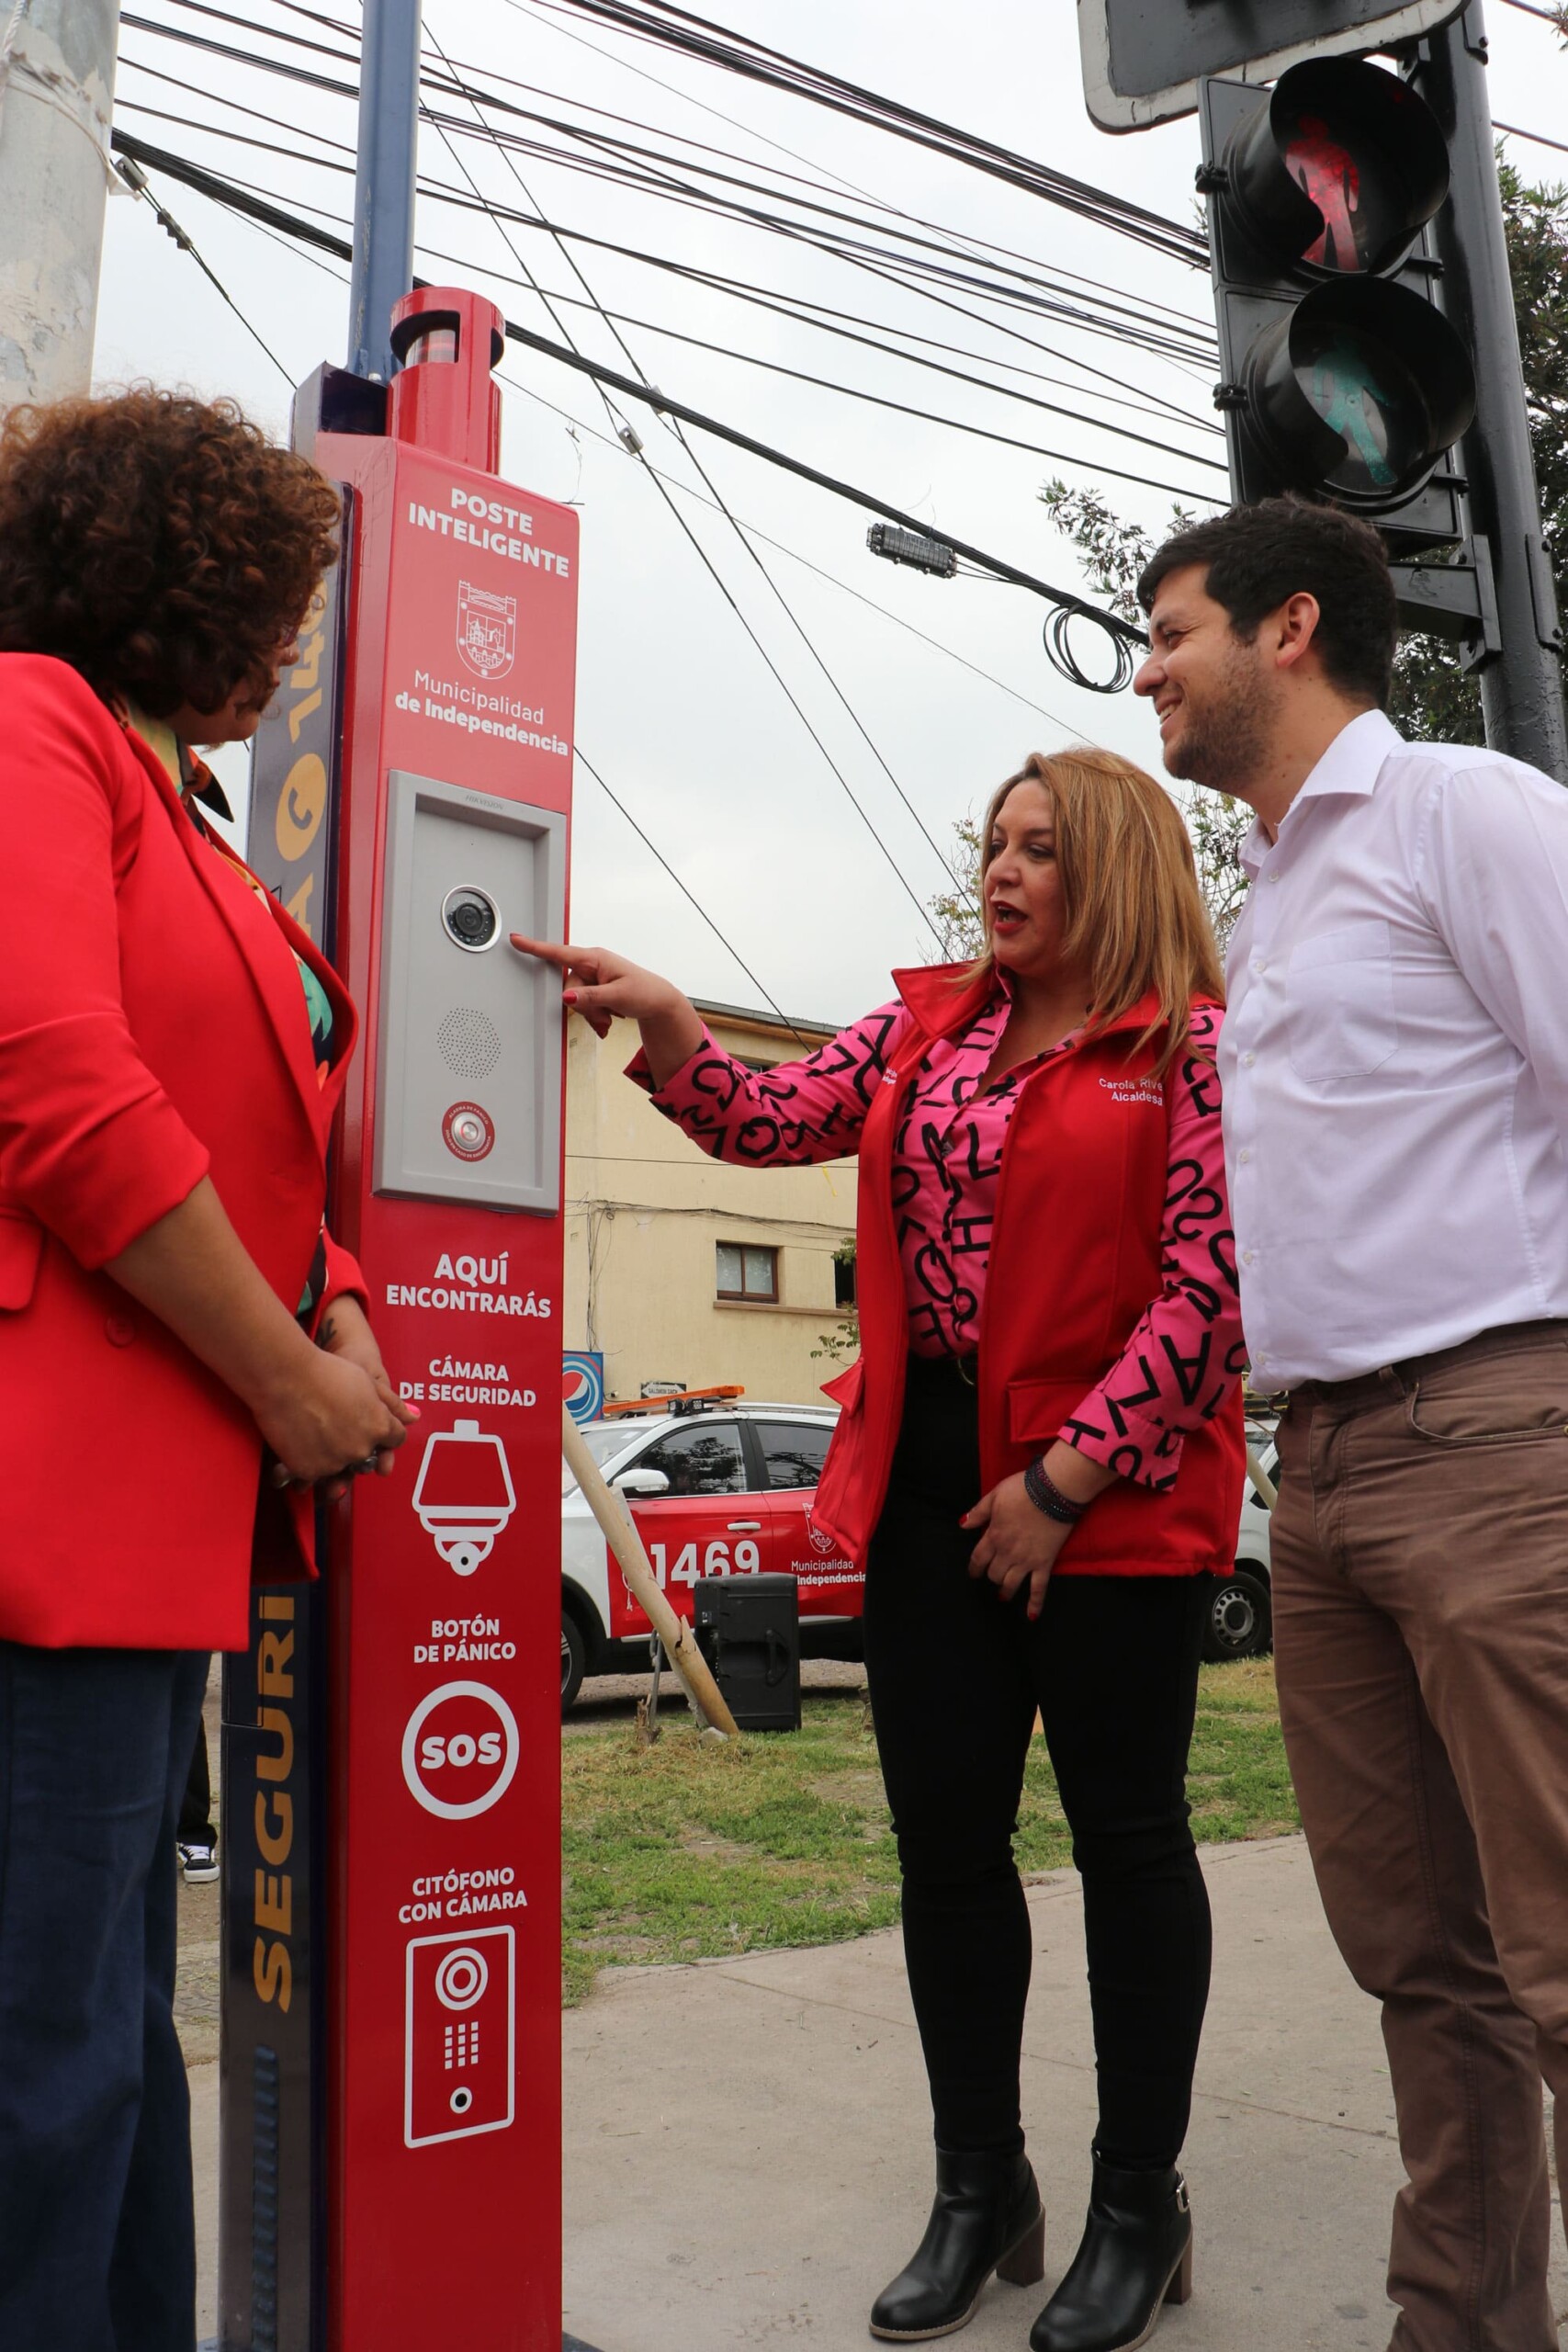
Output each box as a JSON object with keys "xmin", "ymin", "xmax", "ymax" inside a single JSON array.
[{"xmin": 1272, "ymin": 1321, "xmax": 1568, "ymax": 2352}]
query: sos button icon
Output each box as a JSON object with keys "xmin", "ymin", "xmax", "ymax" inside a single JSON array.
[{"xmin": 400, "ymin": 1680, "xmax": 521, "ymax": 1820}]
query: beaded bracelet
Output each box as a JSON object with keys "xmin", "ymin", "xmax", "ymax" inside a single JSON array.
[{"xmin": 1023, "ymin": 1455, "xmax": 1087, "ymax": 1524}]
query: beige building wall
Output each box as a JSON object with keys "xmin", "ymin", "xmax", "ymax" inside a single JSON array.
[{"xmin": 561, "ymin": 998, "xmax": 859, "ymax": 1408}]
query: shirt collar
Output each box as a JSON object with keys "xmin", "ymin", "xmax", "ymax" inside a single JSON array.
[
  {"xmin": 118, "ymin": 696, "xmax": 235, "ymax": 823},
  {"xmin": 1239, "ymin": 707, "xmax": 1404, "ymax": 876}
]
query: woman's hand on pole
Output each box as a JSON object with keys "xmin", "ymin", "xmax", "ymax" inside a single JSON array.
[
  {"xmin": 962, "ymin": 1473, "xmax": 1075, "ymax": 1622},
  {"xmin": 256, "ymin": 1347, "xmax": 414, "ymax": 1491},
  {"xmin": 310, "ymin": 1293, "xmax": 417, "ymax": 1499},
  {"xmin": 509, "ymin": 934, "xmax": 704, "ymax": 1084}
]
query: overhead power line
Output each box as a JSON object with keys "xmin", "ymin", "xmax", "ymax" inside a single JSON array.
[
  {"xmin": 527, "ymin": 0, "xmax": 1210, "ymax": 269},
  {"xmin": 111, "ymin": 98, "xmax": 1220, "ymax": 489},
  {"xmin": 111, "ymin": 150, "xmax": 294, "ymax": 387},
  {"xmin": 123, "ymin": 34, "xmax": 1214, "ymax": 425},
  {"xmin": 122, "ymin": 77, "xmax": 1222, "ymax": 485},
  {"xmin": 575, "ymin": 752, "xmax": 811, "ymax": 1042},
  {"xmin": 490, "ymin": 359, "xmax": 1079, "ymax": 729},
  {"xmin": 1498, "ymin": 119, "xmax": 1568, "ymax": 158},
  {"xmin": 132, "ymin": 0, "xmax": 1209, "ymax": 273},
  {"xmin": 112, "ymin": 119, "xmax": 1157, "ymax": 657},
  {"xmin": 417, "ymin": 16, "xmax": 956, "ymax": 930},
  {"xmin": 493, "ymin": 321, "xmax": 1161, "ymax": 647},
  {"xmin": 107, "ymin": 120, "xmax": 1217, "ymax": 525},
  {"xmin": 118, "ymin": 19, "xmax": 1217, "ymax": 372}
]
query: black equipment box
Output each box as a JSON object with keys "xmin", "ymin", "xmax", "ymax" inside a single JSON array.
[{"xmin": 694, "ymin": 1574, "xmax": 801, "ymax": 1733}]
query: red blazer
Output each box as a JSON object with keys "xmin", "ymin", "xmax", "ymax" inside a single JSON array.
[
  {"xmin": 810, "ymin": 964, "xmax": 1245, "ymax": 1575},
  {"xmin": 0, "ymin": 655, "xmax": 364, "ymax": 1650}
]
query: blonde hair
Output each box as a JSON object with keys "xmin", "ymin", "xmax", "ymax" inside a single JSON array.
[{"xmin": 970, "ymin": 747, "xmax": 1224, "ymax": 1077}]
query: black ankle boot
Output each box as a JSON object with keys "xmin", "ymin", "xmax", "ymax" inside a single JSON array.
[
  {"xmin": 869, "ymin": 2147, "xmax": 1044, "ymax": 2342},
  {"xmin": 1029, "ymin": 2155, "xmax": 1191, "ymax": 2352}
]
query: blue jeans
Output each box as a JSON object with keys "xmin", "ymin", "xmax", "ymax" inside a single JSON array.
[{"xmin": 0, "ymin": 1644, "xmax": 209, "ymax": 2351}]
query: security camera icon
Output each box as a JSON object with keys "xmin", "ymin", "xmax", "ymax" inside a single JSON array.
[{"xmin": 412, "ymin": 1420, "xmax": 517, "ymax": 1576}]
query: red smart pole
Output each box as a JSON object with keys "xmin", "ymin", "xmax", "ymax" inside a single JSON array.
[{"xmin": 221, "ymin": 285, "xmax": 577, "ymax": 2351}]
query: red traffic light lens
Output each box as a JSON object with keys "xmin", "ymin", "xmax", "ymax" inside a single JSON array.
[{"xmin": 1225, "ymin": 58, "xmax": 1450, "ymax": 277}]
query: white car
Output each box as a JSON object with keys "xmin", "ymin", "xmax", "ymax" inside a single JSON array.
[
  {"xmin": 560, "ymin": 1403, "xmax": 1279, "ymax": 1706},
  {"xmin": 1202, "ymin": 1428, "xmax": 1278, "ymax": 1665},
  {"xmin": 560, "ymin": 1399, "xmax": 852, "ymax": 1707}
]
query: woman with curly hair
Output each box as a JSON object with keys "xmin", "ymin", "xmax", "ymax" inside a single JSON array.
[{"xmin": 0, "ymin": 388, "xmax": 412, "ymax": 2347}]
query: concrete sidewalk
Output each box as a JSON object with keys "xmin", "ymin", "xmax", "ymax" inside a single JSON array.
[
  {"xmin": 189, "ymin": 1833, "xmax": 1567, "ymax": 2348},
  {"xmin": 558, "ymin": 1835, "xmax": 1567, "ymax": 2352}
]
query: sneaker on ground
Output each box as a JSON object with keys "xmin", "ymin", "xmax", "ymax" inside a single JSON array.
[{"xmin": 179, "ymin": 1840, "xmax": 220, "ymax": 1883}]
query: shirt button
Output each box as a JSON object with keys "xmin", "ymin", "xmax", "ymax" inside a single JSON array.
[
  {"xmin": 105, "ymin": 1313, "xmax": 137, "ymax": 1348},
  {"xmin": 1244, "ymin": 1053, "xmax": 1257, "ymax": 1069},
  {"xmin": 1252, "ymin": 960, "xmax": 1268, "ymax": 977},
  {"xmin": 1268, "ymin": 871, "xmax": 1280, "ymax": 884},
  {"xmin": 1238, "ymin": 1149, "xmax": 1252, "ymax": 1165},
  {"xmin": 1243, "ymin": 1250, "xmax": 1256, "ymax": 1265}
]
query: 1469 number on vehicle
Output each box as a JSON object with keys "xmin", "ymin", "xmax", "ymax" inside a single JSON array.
[{"xmin": 646, "ymin": 1539, "xmax": 761, "ymax": 1587}]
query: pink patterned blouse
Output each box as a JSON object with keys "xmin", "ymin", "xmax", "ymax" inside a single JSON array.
[{"xmin": 632, "ymin": 990, "xmax": 1242, "ymax": 1489}]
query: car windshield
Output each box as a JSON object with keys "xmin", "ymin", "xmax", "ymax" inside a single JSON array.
[{"xmin": 560, "ymin": 1422, "xmax": 643, "ymax": 1496}]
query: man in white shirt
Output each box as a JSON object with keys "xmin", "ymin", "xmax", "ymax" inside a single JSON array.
[{"xmin": 1134, "ymin": 495, "xmax": 1568, "ymax": 2352}]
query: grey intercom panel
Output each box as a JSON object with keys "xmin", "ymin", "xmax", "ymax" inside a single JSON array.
[{"xmin": 374, "ymin": 770, "xmax": 566, "ymax": 1213}]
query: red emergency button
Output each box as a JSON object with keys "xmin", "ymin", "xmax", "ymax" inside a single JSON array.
[{"xmin": 441, "ymin": 1101, "xmax": 495, "ymax": 1162}]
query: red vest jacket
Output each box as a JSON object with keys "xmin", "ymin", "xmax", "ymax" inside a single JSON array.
[
  {"xmin": 0, "ymin": 656, "xmax": 363, "ymax": 1650},
  {"xmin": 809, "ymin": 964, "xmax": 1244, "ymax": 1576}
]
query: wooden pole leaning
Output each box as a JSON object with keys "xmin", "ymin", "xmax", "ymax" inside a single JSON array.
[
  {"xmin": 560, "ymin": 1405, "xmax": 740, "ymax": 1740},
  {"xmin": 1245, "ymin": 1443, "xmax": 1277, "ymax": 1511}
]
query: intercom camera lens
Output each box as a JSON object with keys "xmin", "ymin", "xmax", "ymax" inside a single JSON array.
[{"xmin": 443, "ymin": 888, "xmax": 499, "ymax": 951}]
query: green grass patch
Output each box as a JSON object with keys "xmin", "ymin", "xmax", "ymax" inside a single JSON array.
[{"xmin": 561, "ymin": 1657, "xmax": 1299, "ymax": 2006}]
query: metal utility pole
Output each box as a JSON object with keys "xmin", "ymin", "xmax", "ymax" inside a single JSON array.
[
  {"xmin": 0, "ymin": 0, "xmax": 119, "ymax": 411},
  {"xmin": 347, "ymin": 0, "xmax": 423, "ymax": 383},
  {"xmin": 1424, "ymin": 4, "xmax": 1566, "ymax": 777}
]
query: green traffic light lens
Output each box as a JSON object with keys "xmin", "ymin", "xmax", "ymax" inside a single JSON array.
[
  {"xmin": 1244, "ymin": 278, "xmax": 1476, "ymax": 514},
  {"xmin": 1295, "ymin": 328, "xmax": 1404, "ymax": 494}
]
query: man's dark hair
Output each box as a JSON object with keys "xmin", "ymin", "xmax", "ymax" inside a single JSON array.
[
  {"xmin": 0, "ymin": 387, "xmax": 339, "ymax": 718},
  {"xmin": 1136, "ymin": 495, "xmax": 1399, "ymax": 707}
]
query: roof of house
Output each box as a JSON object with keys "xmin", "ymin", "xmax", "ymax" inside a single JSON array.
[{"xmin": 691, "ymin": 996, "xmax": 840, "ymax": 1046}]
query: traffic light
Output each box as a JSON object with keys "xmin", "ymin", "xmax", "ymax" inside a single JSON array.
[{"xmin": 1200, "ymin": 55, "xmax": 1475, "ymax": 551}]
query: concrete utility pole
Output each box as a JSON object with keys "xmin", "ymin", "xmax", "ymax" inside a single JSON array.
[
  {"xmin": 0, "ymin": 0, "xmax": 119, "ymax": 411},
  {"xmin": 347, "ymin": 0, "xmax": 423, "ymax": 383}
]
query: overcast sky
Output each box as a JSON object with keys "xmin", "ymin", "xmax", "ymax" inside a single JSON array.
[{"xmin": 96, "ymin": 0, "xmax": 1568, "ymax": 1026}]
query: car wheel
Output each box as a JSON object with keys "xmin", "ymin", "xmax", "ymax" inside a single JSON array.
[
  {"xmin": 1201, "ymin": 1567, "xmax": 1272, "ymax": 1663},
  {"xmin": 561, "ymin": 1610, "xmax": 588, "ymax": 1712}
]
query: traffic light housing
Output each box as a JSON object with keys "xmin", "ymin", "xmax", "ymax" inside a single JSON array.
[{"xmin": 1200, "ymin": 55, "xmax": 1475, "ymax": 552}]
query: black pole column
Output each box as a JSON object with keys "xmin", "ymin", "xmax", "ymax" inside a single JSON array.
[{"xmin": 1423, "ymin": 1, "xmax": 1566, "ymax": 777}]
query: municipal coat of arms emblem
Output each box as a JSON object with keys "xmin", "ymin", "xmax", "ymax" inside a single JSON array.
[{"xmin": 457, "ymin": 581, "xmax": 517, "ymax": 679}]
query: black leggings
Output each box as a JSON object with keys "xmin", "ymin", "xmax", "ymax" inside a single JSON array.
[{"xmin": 863, "ymin": 1356, "xmax": 1212, "ymax": 2167}]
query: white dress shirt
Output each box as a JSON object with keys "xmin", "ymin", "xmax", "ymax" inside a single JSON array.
[{"xmin": 1220, "ymin": 707, "xmax": 1568, "ymax": 1386}]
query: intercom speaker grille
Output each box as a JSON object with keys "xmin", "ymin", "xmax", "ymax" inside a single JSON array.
[{"xmin": 437, "ymin": 1005, "xmax": 502, "ymax": 1082}]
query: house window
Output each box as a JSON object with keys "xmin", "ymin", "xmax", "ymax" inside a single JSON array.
[
  {"xmin": 833, "ymin": 1247, "xmax": 857, "ymax": 1308},
  {"xmin": 716, "ymin": 1242, "xmax": 779, "ymax": 1302}
]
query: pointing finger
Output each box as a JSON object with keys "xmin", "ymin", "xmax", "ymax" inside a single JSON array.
[{"xmin": 510, "ymin": 934, "xmax": 593, "ymax": 976}]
